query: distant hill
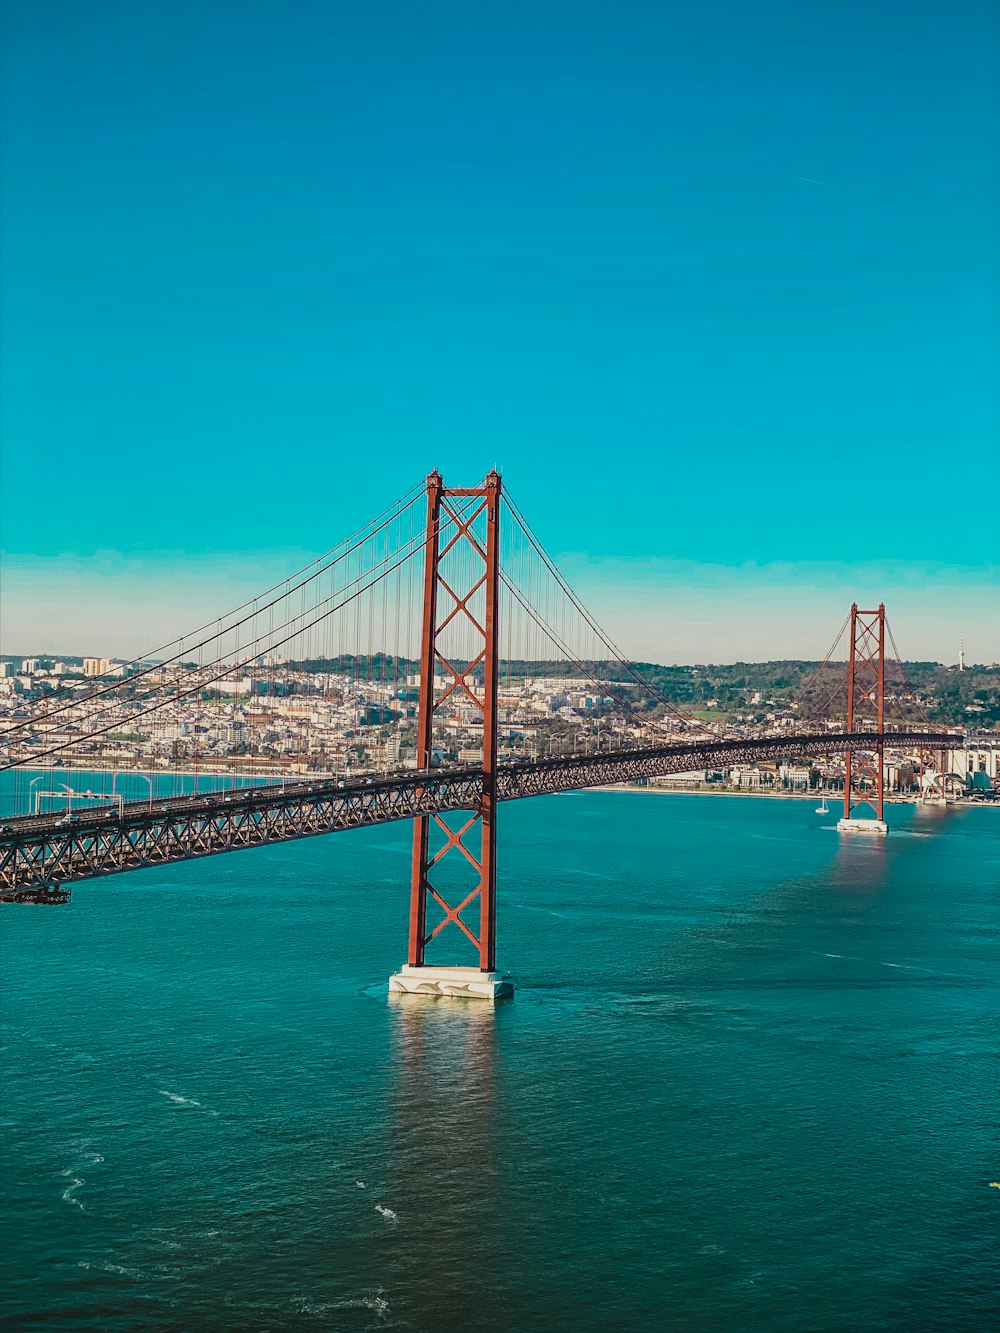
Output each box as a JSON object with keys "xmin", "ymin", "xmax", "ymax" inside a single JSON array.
[{"xmin": 281, "ymin": 654, "xmax": 999, "ymax": 729}]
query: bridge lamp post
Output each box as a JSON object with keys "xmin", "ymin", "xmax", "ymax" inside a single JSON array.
[
  {"xmin": 29, "ymin": 775, "xmax": 46, "ymax": 815},
  {"xmin": 113, "ymin": 769, "xmax": 153, "ymax": 809}
]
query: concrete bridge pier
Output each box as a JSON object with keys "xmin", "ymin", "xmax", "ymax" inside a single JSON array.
[
  {"xmin": 389, "ymin": 964, "xmax": 513, "ymax": 1002},
  {"xmin": 836, "ymin": 816, "xmax": 888, "ymax": 835}
]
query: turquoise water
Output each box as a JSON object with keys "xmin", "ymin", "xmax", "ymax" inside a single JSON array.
[{"xmin": 2, "ymin": 792, "xmax": 997, "ymax": 1331}]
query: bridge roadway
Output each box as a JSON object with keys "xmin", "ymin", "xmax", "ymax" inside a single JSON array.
[{"xmin": 0, "ymin": 730, "xmax": 952, "ymax": 900}]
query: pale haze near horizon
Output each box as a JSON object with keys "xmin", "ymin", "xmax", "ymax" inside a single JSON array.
[{"xmin": 2, "ymin": 549, "xmax": 995, "ymax": 667}]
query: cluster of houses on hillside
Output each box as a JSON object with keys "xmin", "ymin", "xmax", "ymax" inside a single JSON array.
[{"xmin": 1, "ymin": 656, "xmax": 997, "ymax": 800}]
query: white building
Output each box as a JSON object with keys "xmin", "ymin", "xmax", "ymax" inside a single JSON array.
[{"xmin": 949, "ymin": 734, "xmax": 1000, "ymax": 789}]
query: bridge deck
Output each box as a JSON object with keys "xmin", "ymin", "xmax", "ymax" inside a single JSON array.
[{"xmin": 0, "ymin": 731, "xmax": 954, "ymax": 898}]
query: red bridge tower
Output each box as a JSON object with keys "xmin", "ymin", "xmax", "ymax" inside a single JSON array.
[
  {"xmin": 837, "ymin": 603, "xmax": 889, "ymax": 835},
  {"xmin": 389, "ymin": 471, "xmax": 513, "ymax": 1000}
]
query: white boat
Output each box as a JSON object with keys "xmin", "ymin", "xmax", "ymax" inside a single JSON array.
[{"xmin": 816, "ymin": 795, "xmax": 829, "ymax": 814}]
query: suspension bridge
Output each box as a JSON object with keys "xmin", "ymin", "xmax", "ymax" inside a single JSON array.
[{"xmin": 0, "ymin": 472, "xmax": 955, "ymax": 997}]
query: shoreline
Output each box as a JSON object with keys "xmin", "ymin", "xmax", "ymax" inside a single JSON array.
[
  {"xmin": 593, "ymin": 784, "xmax": 988, "ymax": 808},
  {"xmin": 4, "ymin": 766, "xmax": 992, "ymax": 811},
  {"xmin": 1, "ymin": 764, "xmax": 329, "ymax": 784}
]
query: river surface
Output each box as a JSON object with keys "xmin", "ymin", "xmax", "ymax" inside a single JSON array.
[{"xmin": 2, "ymin": 791, "xmax": 997, "ymax": 1331}]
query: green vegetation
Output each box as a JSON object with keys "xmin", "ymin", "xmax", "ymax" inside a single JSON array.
[
  {"xmin": 255, "ymin": 654, "xmax": 1000, "ymax": 728},
  {"xmin": 624, "ymin": 661, "xmax": 1000, "ymax": 728}
]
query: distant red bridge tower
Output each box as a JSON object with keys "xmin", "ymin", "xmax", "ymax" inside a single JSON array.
[{"xmin": 837, "ymin": 603, "xmax": 888, "ymax": 834}]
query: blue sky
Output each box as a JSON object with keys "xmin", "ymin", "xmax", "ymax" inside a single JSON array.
[{"xmin": 2, "ymin": 0, "xmax": 997, "ymax": 662}]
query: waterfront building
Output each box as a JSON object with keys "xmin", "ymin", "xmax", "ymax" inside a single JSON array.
[{"xmin": 949, "ymin": 733, "xmax": 1000, "ymax": 790}]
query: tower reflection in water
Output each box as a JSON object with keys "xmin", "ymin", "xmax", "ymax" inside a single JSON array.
[
  {"xmin": 831, "ymin": 826, "xmax": 889, "ymax": 896},
  {"xmin": 382, "ymin": 996, "xmax": 507, "ymax": 1327}
]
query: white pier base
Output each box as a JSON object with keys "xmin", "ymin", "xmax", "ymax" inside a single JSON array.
[
  {"xmin": 837, "ymin": 817, "xmax": 888, "ymax": 835},
  {"xmin": 388, "ymin": 965, "xmax": 514, "ymax": 1002}
]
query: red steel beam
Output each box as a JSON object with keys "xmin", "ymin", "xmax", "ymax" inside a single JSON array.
[{"xmin": 407, "ymin": 470, "xmax": 443, "ymax": 965}]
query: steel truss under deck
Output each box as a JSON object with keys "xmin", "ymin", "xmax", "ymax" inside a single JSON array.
[{"xmin": 0, "ymin": 730, "xmax": 951, "ymax": 900}]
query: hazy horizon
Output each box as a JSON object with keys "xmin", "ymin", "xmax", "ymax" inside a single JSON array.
[{"xmin": 2, "ymin": 544, "xmax": 995, "ymax": 667}]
